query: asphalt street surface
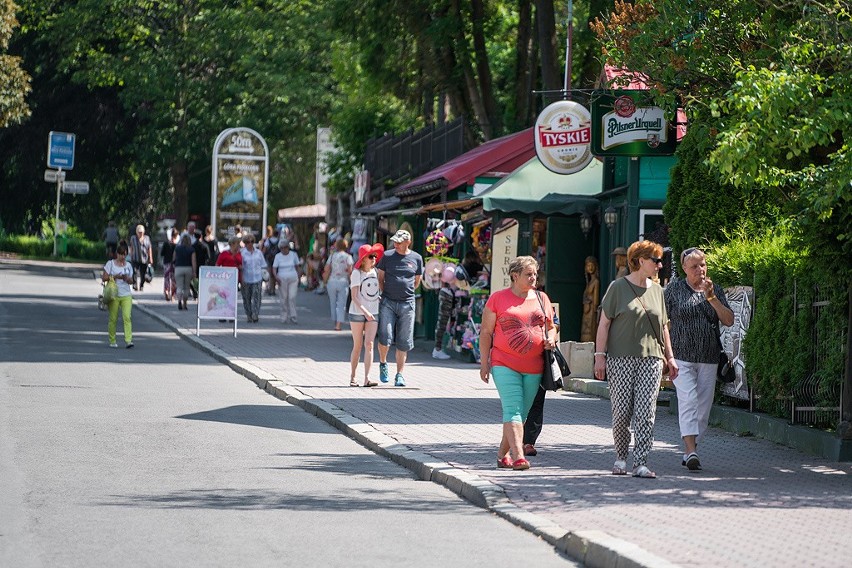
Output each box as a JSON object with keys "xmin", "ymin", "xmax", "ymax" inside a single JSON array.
[{"xmin": 0, "ymin": 263, "xmax": 577, "ymax": 567}]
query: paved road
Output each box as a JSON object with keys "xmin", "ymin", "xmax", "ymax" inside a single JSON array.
[{"xmin": 0, "ymin": 263, "xmax": 577, "ymax": 567}]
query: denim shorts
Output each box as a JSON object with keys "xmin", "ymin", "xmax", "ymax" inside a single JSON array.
[
  {"xmin": 377, "ymin": 298, "xmax": 416, "ymax": 351},
  {"xmin": 348, "ymin": 313, "xmax": 376, "ymax": 323}
]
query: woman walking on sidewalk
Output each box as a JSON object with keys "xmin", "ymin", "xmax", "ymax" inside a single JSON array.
[
  {"xmin": 174, "ymin": 233, "xmax": 196, "ymax": 311},
  {"xmin": 478, "ymin": 256, "xmax": 557, "ymax": 471},
  {"xmin": 102, "ymin": 242, "xmax": 135, "ymax": 348},
  {"xmin": 324, "ymin": 237, "xmax": 353, "ymax": 331},
  {"xmin": 273, "ymin": 240, "xmax": 302, "ymax": 323},
  {"xmin": 665, "ymin": 247, "xmax": 734, "ymax": 471},
  {"xmin": 594, "ymin": 240, "xmax": 678, "ymax": 479},
  {"xmin": 348, "ymin": 243, "xmax": 383, "ymax": 387},
  {"xmin": 161, "ymin": 229, "xmax": 178, "ymax": 301}
]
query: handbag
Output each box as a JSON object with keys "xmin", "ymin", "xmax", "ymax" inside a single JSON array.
[
  {"xmin": 103, "ymin": 277, "xmax": 118, "ymax": 304},
  {"xmin": 700, "ymin": 299, "xmax": 736, "ymax": 383},
  {"xmin": 145, "ymin": 264, "xmax": 154, "ymax": 283},
  {"xmin": 626, "ymin": 280, "xmax": 670, "ymax": 377},
  {"xmin": 536, "ymin": 292, "xmax": 568, "ymax": 391}
]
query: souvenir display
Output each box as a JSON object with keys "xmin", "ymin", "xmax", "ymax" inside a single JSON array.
[{"xmin": 425, "ymin": 229, "xmax": 450, "ymax": 257}]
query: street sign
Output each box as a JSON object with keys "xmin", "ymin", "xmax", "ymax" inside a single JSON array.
[
  {"xmin": 62, "ymin": 181, "xmax": 89, "ymax": 194},
  {"xmin": 48, "ymin": 131, "xmax": 75, "ymax": 170},
  {"xmin": 44, "ymin": 169, "xmax": 66, "ymax": 183}
]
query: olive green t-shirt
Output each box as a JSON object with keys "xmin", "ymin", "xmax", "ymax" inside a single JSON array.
[{"xmin": 600, "ymin": 278, "xmax": 668, "ymax": 359}]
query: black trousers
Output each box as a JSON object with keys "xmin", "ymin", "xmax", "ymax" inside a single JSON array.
[
  {"xmin": 131, "ymin": 261, "xmax": 149, "ymax": 290},
  {"xmin": 523, "ymin": 385, "xmax": 546, "ymax": 445}
]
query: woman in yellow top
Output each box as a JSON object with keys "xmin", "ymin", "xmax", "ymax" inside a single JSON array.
[{"xmin": 594, "ymin": 241, "xmax": 678, "ymax": 478}]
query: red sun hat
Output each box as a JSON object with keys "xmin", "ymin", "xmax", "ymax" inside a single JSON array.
[{"xmin": 355, "ymin": 242, "xmax": 384, "ymax": 268}]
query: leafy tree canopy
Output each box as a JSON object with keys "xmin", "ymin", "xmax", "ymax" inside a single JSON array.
[
  {"xmin": 0, "ymin": 0, "xmax": 30, "ymax": 127},
  {"xmin": 593, "ymin": 0, "xmax": 852, "ymax": 256}
]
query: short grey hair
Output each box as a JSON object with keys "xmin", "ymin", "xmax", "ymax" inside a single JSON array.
[
  {"xmin": 228, "ymin": 235, "xmax": 242, "ymax": 246},
  {"xmin": 507, "ymin": 256, "xmax": 538, "ymax": 282}
]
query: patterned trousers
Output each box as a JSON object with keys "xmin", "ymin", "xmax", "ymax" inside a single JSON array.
[
  {"xmin": 241, "ymin": 281, "xmax": 263, "ymax": 321},
  {"xmin": 607, "ymin": 356, "xmax": 663, "ymax": 467}
]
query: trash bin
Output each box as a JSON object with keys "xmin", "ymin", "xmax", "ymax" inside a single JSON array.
[{"xmin": 55, "ymin": 234, "xmax": 68, "ymax": 256}]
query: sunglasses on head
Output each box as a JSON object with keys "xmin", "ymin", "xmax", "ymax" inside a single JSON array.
[{"xmin": 680, "ymin": 247, "xmax": 698, "ymax": 263}]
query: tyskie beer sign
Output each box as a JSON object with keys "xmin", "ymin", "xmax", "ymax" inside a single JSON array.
[{"xmin": 534, "ymin": 100, "xmax": 594, "ymax": 175}]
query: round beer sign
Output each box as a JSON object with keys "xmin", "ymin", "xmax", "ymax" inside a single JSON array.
[{"xmin": 534, "ymin": 100, "xmax": 593, "ymax": 175}]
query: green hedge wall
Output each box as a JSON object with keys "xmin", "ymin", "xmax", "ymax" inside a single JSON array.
[
  {"xmin": 707, "ymin": 227, "xmax": 847, "ymax": 420},
  {"xmin": 0, "ymin": 235, "xmax": 103, "ymax": 261},
  {"xmin": 664, "ymin": 127, "xmax": 780, "ymax": 271}
]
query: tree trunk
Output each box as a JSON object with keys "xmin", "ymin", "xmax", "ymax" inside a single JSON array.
[
  {"xmin": 470, "ymin": 0, "xmax": 500, "ymax": 137},
  {"xmin": 450, "ymin": 0, "xmax": 491, "ymax": 140},
  {"xmin": 535, "ymin": 0, "xmax": 561, "ymax": 93},
  {"xmin": 170, "ymin": 159, "xmax": 189, "ymax": 229},
  {"xmin": 513, "ymin": 0, "xmax": 534, "ymax": 128}
]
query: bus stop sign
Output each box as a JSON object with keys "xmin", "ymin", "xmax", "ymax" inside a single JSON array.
[{"xmin": 48, "ymin": 131, "xmax": 75, "ymax": 170}]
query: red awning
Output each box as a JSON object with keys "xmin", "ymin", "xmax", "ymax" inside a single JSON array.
[{"xmin": 394, "ymin": 128, "xmax": 535, "ymax": 200}]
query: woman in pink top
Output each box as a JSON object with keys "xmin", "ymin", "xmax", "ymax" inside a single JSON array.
[{"xmin": 478, "ymin": 256, "xmax": 556, "ymax": 471}]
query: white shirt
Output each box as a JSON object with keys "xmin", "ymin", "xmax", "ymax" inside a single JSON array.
[
  {"xmin": 241, "ymin": 247, "xmax": 266, "ymax": 284},
  {"xmin": 349, "ymin": 268, "xmax": 381, "ymax": 316},
  {"xmin": 103, "ymin": 260, "xmax": 134, "ymax": 297},
  {"xmin": 328, "ymin": 251, "xmax": 353, "ymax": 282},
  {"xmin": 273, "ymin": 251, "xmax": 300, "ymax": 280}
]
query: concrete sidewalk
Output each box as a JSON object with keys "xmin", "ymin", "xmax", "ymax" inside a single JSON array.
[{"xmin": 134, "ymin": 283, "xmax": 852, "ymax": 568}]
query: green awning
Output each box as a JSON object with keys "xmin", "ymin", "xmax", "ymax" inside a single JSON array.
[{"xmin": 479, "ymin": 157, "xmax": 604, "ymax": 215}]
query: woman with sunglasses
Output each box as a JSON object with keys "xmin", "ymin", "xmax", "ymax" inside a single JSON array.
[
  {"xmin": 665, "ymin": 248, "xmax": 734, "ymax": 471},
  {"xmin": 594, "ymin": 240, "xmax": 678, "ymax": 478},
  {"xmin": 347, "ymin": 243, "xmax": 384, "ymax": 387}
]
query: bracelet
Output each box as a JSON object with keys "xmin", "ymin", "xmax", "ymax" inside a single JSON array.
[
  {"xmin": 594, "ymin": 352, "xmax": 607, "ymax": 357},
  {"xmin": 706, "ymin": 295, "xmax": 717, "ymax": 302}
]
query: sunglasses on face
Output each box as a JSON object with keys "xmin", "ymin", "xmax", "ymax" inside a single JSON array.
[
  {"xmin": 368, "ymin": 254, "xmax": 377, "ymax": 259},
  {"xmin": 648, "ymin": 256, "xmax": 663, "ymax": 264}
]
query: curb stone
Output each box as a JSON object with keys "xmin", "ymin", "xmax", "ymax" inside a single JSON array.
[{"xmin": 135, "ymin": 300, "xmax": 682, "ymax": 568}]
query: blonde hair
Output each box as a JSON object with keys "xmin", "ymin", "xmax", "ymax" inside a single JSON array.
[
  {"xmin": 507, "ymin": 256, "xmax": 539, "ymax": 283},
  {"xmin": 627, "ymin": 240, "xmax": 663, "ymax": 271}
]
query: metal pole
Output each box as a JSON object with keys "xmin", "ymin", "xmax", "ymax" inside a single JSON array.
[
  {"xmin": 52, "ymin": 168, "xmax": 63, "ymax": 256},
  {"xmin": 563, "ymin": 0, "xmax": 573, "ymax": 97}
]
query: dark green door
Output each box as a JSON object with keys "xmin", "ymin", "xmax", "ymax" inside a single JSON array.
[{"xmin": 545, "ymin": 216, "xmax": 594, "ymax": 342}]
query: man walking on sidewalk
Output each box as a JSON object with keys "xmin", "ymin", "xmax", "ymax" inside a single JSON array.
[{"xmin": 376, "ymin": 230, "xmax": 423, "ymax": 387}]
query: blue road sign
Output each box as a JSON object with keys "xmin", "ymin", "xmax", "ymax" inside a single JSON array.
[{"xmin": 48, "ymin": 131, "xmax": 75, "ymax": 170}]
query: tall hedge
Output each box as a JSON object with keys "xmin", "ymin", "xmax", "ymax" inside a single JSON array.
[
  {"xmin": 707, "ymin": 227, "xmax": 847, "ymax": 422},
  {"xmin": 664, "ymin": 127, "xmax": 780, "ymax": 269}
]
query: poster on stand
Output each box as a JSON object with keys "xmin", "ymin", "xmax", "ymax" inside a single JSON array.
[
  {"xmin": 196, "ymin": 266, "xmax": 239, "ymax": 337},
  {"xmin": 211, "ymin": 127, "xmax": 269, "ymax": 241},
  {"xmin": 490, "ymin": 219, "xmax": 519, "ymax": 292}
]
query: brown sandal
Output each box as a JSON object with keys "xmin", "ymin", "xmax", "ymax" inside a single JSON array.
[{"xmin": 363, "ymin": 380, "xmax": 378, "ymax": 387}]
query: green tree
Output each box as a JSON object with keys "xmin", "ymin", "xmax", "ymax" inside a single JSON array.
[
  {"xmin": 0, "ymin": 0, "xmax": 30, "ymax": 127},
  {"xmin": 40, "ymin": 0, "xmax": 337, "ymax": 226},
  {"xmin": 592, "ymin": 0, "xmax": 852, "ymax": 257}
]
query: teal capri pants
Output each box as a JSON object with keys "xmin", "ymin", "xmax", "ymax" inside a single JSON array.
[{"xmin": 491, "ymin": 366, "xmax": 542, "ymax": 423}]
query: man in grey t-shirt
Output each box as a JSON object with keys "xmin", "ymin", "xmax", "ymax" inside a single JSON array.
[{"xmin": 376, "ymin": 230, "xmax": 423, "ymax": 387}]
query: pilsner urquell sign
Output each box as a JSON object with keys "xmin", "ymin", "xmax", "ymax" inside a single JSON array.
[{"xmin": 590, "ymin": 90, "xmax": 677, "ymax": 156}]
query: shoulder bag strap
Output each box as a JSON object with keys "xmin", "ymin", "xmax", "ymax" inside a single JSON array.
[
  {"xmin": 535, "ymin": 291, "xmax": 549, "ymax": 342},
  {"xmin": 626, "ymin": 279, "xmax": 666, "ymax": 354}
]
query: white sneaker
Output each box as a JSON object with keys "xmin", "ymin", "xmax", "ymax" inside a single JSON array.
[{"xmin": 432, "ymin": 348, "xmax": 451, "ymax": 360}]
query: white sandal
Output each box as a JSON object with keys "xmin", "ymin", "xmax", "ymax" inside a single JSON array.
[
  {"xmin": 612, "ymin": 460, "xmax": 628, "ymax": 475},
  {"xmin": 632, "ymin": 465, "xmax": 657, "ymax": 479}
]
